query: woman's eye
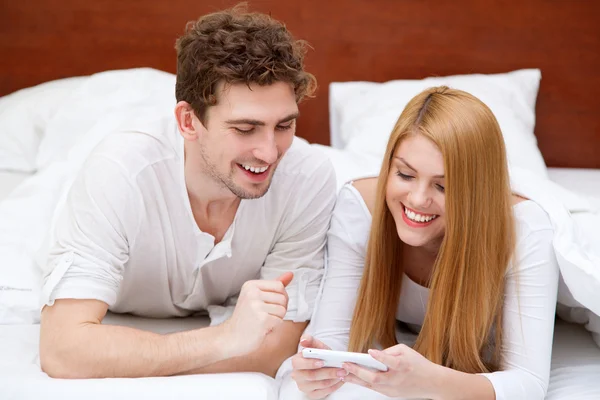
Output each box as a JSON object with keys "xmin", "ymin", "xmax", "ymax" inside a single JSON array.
[
  {"xmin": 436, "ymin": 184, "xmax": 445, "ymax": 193},
  {"xmin": 396, "ymin": 171, "xmax": 414, "ymax": 180}
]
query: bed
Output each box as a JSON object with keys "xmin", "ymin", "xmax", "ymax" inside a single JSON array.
[
  {"xmin": 1, "ymin": 168, "xmax": 600, "ymax": 400},
  {"xmin": 1, "ymin": 0, "xmax": 599, "ymax": 399}
]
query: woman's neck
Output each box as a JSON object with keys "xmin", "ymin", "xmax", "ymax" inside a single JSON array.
[{"xmin": 402, "ymin": 241, "xmax": 441, "ymax": 287}]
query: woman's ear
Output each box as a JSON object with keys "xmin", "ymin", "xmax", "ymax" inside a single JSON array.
[{"xmin": 174, "ymin": 101, "xmax": 203, "ymax": 141}]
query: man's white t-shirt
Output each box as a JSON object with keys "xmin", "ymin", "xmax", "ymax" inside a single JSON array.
[{"xmin": 40, "ymin": 115, "xmax": 336, "ymax": 322}]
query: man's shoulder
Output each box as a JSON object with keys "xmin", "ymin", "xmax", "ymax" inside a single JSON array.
[
  {"xmin": 257, "ymin": 137, "xmax": 336, "ymax": 218},
  {"xmin": 275, "ymin": 137, "xmax": 335, "ymax": 183},
  {"xmin": 89, "ymin": 114, "xmax": 179, "ymax": 176}
]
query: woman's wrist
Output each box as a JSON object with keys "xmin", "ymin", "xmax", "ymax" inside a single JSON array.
[
  {"xmin": 427, "ymin": 365, "xmax": 496, "ymax": 400},
  {"xmin": 428, "ymin": 363, "xmax": 452, "ymax": 400}
]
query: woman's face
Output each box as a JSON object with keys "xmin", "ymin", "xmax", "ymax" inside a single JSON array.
[{"xmin": 386, "ymin": 134, "xmax": 446, "ymax": 250}]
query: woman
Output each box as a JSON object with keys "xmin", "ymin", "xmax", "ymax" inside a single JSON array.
[{"xmin": 286, "ymin": 86, "xmax": 559, "ymax": 399}]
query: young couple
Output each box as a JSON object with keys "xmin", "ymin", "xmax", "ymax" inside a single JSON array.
[{"xmin": 39, "ymin": 5, "xmax": 558, "ymax": 400}]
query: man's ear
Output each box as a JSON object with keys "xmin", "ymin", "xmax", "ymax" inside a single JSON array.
[{"xmin": 174, "ymin": 101, "xmax": 204, "ymax": 141}]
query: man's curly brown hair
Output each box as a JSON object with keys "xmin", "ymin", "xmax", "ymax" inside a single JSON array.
[{"xmin": 175, "ymin": 3, "xmax": 317, "ymax": 123}]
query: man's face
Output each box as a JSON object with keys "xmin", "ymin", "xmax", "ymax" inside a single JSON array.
[{"xmin": 189, "ymin": 81, "xmax": 298, "ymax": 199}]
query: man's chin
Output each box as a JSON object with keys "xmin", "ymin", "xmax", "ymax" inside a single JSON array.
[{"xmin": 230, "ymin": 180, "xmax": 272, "ymax": 200}]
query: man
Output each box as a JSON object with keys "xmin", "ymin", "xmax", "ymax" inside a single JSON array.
[{"xmin": 39, "ymin": 4, "xmax": 335, "ymax": 379}]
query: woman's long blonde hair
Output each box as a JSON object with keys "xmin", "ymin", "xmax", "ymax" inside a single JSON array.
[{"xmin": 348, "ymin": 86, "xmax": 516, "ymax": 373}]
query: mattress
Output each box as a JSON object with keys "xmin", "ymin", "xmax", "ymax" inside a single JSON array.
[{"xmin": 0, "ymin": 313, "xmax": 278, "ymax": 400}]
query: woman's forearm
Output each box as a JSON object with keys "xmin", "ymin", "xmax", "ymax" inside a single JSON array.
[{"xmin": 431, "ymin": 365, "xmax": 496, "ymax": 400}]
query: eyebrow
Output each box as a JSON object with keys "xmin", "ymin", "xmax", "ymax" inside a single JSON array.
[
  {"xmin": 225, "ymin": 112, "xmax": 300, "ymax": 126},
  {"xmin": 396, "ymin": 157, "xmax": 445, "ymax": 178}
]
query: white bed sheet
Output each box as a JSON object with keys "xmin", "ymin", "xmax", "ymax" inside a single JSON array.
[
  {"xmin": 0, "ymin": 313, "xmax": 278, "ymax": 400},
  {"xmin": 547, "ymin": 320, "xmax": 600, "ymax": 399},
  {"xmin": 547, "ymin": 167, "xmax": 600, "ymax": 203},
  {"xmin": 1, "ymin": 311, "xmax": 598, "ymax": 399},
  {"xmin": 0, "ymin": 171, "xmax": 31, "ymax": 202},
  {"xmin": 278, "ymin": 319, "xmax": 600, "ymax": 399}
]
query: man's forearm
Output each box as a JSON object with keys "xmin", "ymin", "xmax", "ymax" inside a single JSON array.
[
  {"xmin": 182, "ymin": 320, "xmax": 308, "ymax": 377},
  {"xmin": 42, "ymin": 322, "xmax": 231, "ymax": 379}
]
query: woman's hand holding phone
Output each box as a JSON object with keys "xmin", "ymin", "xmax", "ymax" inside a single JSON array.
[{"xmin": 291, "ymin": 336, "xmax": 347, "ymax": 399}]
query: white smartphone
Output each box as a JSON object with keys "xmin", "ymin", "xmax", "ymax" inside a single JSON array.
[{"xmin": 302, "ymin": 348, "xmax": 388, "ymax": 372}]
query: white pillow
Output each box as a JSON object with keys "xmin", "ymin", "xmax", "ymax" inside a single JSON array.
[
  {"xmin": 36, "ymin": 68, "xmax": 176, "ymax": 170},
  {"xmin": 329, "ymin": 69, "xmax": 547, "ymax": 178},
  {"xmin": 310, "ymin": 144, "xmax": 381, "ymax": 192},
  {"xmin": 0, "ymin": 76, "xmax": 88, "ymax": 172}
]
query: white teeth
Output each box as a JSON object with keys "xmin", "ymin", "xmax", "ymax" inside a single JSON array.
[
  {"xmin": 241, "ymin": 164, "xmax": 268, "ymax": 174},
  {"xmin": 404, "ymin": 207, "xmax": 437, "ymax": 223}
]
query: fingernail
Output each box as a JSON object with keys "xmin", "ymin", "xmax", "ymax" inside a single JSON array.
[
  {"xmin": 368, "ymin": 349, "xmax": 379, "ymax": 356},
  {"xmin": 315, "ymin": 361, "xmax": 324, "ymax": 367},
  {"xmin": 336, "ymin": 369, "xmax": 348, "ymax": 377}
]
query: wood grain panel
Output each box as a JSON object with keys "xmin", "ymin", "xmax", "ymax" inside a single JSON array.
[{"xmin": 1, "ymin": 0, "xmax": 598, "ymax": 167}]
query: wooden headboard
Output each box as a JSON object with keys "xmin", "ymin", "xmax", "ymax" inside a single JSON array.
[{"xmin": 1, "ymin": 0, "xmax": 599, "ymax": 168}]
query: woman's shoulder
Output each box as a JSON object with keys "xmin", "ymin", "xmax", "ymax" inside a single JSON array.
[
  {"xmin": 513, "ymin": 200, "xmax": 553, "ymax": 238},
  {"xmin": 330, "ymin": 180, "xmax": 377, "ymax": 240},
  {"xmin": 345, "ymin": 177, "xmax": 378, "ymax": 215}
]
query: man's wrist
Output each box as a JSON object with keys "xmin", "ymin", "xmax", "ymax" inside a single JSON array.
[{"xmin": 213, "ymin": 320, "xmax": 240, "ymax": 360}]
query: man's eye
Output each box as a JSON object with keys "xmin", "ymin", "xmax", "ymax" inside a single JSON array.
[
  {"xmin": 234, "ymin": 127, "xmax": 255, "ymax": 134},
  {"xmin": 276, "ymin": 123, "xmax": 293, "ymax": 131}
]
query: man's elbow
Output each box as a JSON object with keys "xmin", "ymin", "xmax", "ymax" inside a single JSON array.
[
  {"xmin": 40, "ymin": 343, "xmax": 93, "ymax": 379},
  {"xmin": 259, "ymin": 340, "xmax": 299, "ymax": 378},
  {"xmin": 258, "ymin": 352, "xmax": 293, "ymax": 378},
  {"xmin": 40, "ymin": 351, "xmax": 74, "ymax": 379}
]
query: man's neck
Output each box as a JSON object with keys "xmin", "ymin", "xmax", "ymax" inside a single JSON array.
[
  {"xmin": 184, "ymin": 146, "xmax": 240, "ymax": 222},
  {"xmin": 184, "ymin": 168, "xmax": 241, "ymax": 242}
]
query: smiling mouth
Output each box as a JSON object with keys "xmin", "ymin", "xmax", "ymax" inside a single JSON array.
[
  {"xmin": 402, "ymin": 204, "xmax": 439, "ymax": 224},
  {"xmin": 237, "ymin": 163, "xmax": 270, "ymax": 174}
]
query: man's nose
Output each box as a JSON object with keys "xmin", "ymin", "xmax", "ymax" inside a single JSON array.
[{"xmin": 252, "ymin": 131, "xmax": 278, "ymax": 164}]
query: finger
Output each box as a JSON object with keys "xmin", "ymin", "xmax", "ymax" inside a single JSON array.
[
  {"xmin": 296, "ymin": 377, "xmax": 341, "ymax": 392},
  {"xmin": 299, "ymin": 335, "xmax": 313, "ymax": 348},
  {"xmin": 308, "ymin": 379, "xmax": 345, "ymax": 399},
  {"xmin": 381, "ymin": 343, "xmax": 408, "ymax": 356},
  {"xmin": 276, "ymin": 271, "xmax": 294, "ymax": 287},
  {"xmin": 253, "ymin": 279, "xmax": 289, "ymax": 297},
  {"xmin": 292, "ymin": 354, "xmax": 326, "ymax": 370},
  {"xmin": 342, "ymin": 373, "xmax": 372, "ymax": 389},
  {"xmin": 259, "ymin": 291, "xmax": 288, "ymax": 307},
  {"xmin": 342, "ymin": 362, "xmax": 380, "ymax": 384},
  {"xmin": 263, "ymin": 303, "xmax": 286, "ymax": 319},
  {"xmin": 300, "ymin": 335, "xmax": 331, "ymax": 350},
  {"xmin": 300, "ymin": 367, "xmax": 347, "ymax": 382},
  {"xmin": 368, "ymin": 349, "xmax": 398, "ymax": 369}
]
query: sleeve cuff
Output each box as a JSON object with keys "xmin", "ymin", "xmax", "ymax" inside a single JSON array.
[
  {"xmin": 282, "ymin": 268, "xmax": 324, "ymax": 323},
  {"xmin": 41, "ymin": 252, "xmax": 119, "ymax": 308}
]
